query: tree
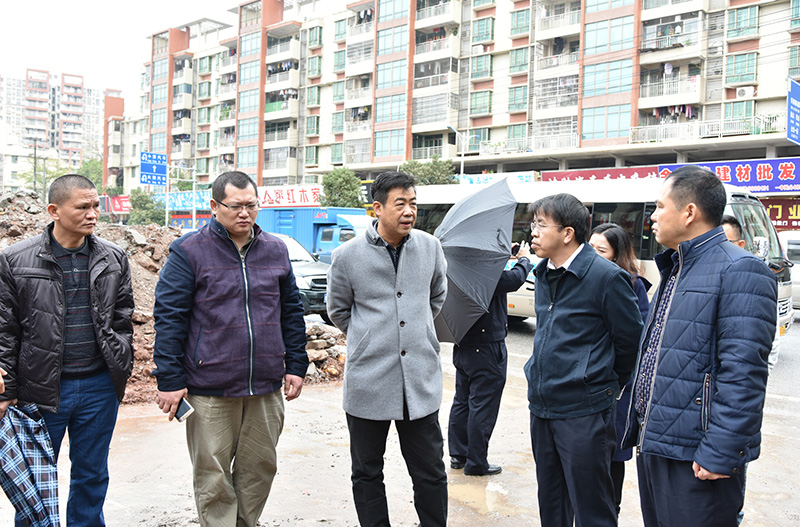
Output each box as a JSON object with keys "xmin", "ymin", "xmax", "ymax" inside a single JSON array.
[
  {"xmin": 399, "ymin": 155, "xmax": 458, "ymax": 185},
  {"xmin": 319, "ymin": 167, "xmax": 365, "ymax": 208},
  {"xmin": 128, "ymin": 188, "xmax": 166, "ymax": 226},
  {"xmin": 17, "ymin": 160, "xmax": 72, "ymax": 202},
  {"xmin": 75, "ymin": 158, "xmax": 103, "ymax": 188}
]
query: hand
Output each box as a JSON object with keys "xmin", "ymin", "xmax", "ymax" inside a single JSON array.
[
  {"xmin": 0, "ymin": 399, "xmax": 17, "ymax": 419},
  {"xmin": 516, "ymin": 241, "xmax": 531, "ymax": 260},
  {"xmin": 692, "ymin": 461, "xmax": 730, "ymax": 480},
  {"xmin": 284, "ymin": 374, "xmax": 304, "ymax": 401},
  {"xmin": 156, "ymin": 388, "xmax": 188, "ymax": 421}
]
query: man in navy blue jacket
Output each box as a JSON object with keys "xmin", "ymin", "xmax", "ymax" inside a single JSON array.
[
  {"xmin": 525, "ymin": 194, "xmax": 643, "ymax": 527},
  {"xmin": 623, "ymin": 166, "xmax": 777, "ymax": 527}
]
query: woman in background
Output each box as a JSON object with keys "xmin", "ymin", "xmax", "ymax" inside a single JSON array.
[{"xmin": 589, "ymin": 223, "xmax": 651, "ymax": 517}]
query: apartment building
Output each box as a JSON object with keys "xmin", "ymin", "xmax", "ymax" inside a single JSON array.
[
  {"xmin": 114, "ymin": 0, "xmax": 800, "ymax": 194},
  {"xmin": 0, "ymin": 69, "xmax": 104, "ymax": 171}
]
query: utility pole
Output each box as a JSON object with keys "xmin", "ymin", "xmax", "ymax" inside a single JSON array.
[{"xmin": 32, "ymin": 140, "xmax": 38, "ymax": 194}]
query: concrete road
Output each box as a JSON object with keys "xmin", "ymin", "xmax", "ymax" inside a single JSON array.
[{"xmin": 1, "ymin": 317, "xmax": 798, "ymax": 526}]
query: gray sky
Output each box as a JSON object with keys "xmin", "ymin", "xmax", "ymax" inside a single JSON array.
[{"xmin": 1, "ymin": 1, "xmax": 237, "ymax": 108}]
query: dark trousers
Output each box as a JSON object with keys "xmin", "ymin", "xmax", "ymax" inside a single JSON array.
[
  {"xmin": 346, "ymin": 410, "xmax": 448, "ymax": 527},
  {"xmin": 530, "ymin": 408, "xmax": 617, "ymax": 527},
  {"xmin": 15, "ymin": 371, "xmax": 119, "ymax": 527},
  {"xmin": 637, "ymin": 453, "xmax": 745, "ymax": 527},
  {"xmin": 448, "ymin": 341, "xmax": 507, "ymax": 474}
]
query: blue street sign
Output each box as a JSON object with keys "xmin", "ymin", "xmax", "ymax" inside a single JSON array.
[
  {"xmin": 787, "ymin": 78, "xmax": 800, "ymax": 147},
  {"xmin": 140, "ymin": 152, "xmax": 167, "ymax": 186}
]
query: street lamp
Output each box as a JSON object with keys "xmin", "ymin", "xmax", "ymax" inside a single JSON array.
[{"xmin": 447, "ymin": 125, "xmax": 466, "ymax": 177}]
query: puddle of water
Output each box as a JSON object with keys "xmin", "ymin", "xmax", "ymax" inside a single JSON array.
[{"xmin": 448, "ymin": 479, "xmax": 526, "ymax": 516}]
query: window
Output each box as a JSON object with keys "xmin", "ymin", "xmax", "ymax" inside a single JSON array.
[
  {"xmin": 378, "ymin": 26, "xmax": 408, "ymax": 55},
  {"xmin": 508, "ymin": 124, "xmax": 527, "ymax": 139},
  {"xmin": 197, "ymin": 157, "xmax": 209, "ymax": 174},
  {"xmin": 305, "ymin": 145, "xmax": 319, "ymax": 165},
  {"xmin": 585, "ymin": 16, "xmax": 634, "ymax": 55},
  {"xmin": 331, "ymin": 143, "xmax": 344, "ymax": 164},
  {"xmin": 375, "ymin": 129, "xmax": 405, "ymax": 157},
  {"xmin": 726, "ymin": 53, "xmax": 757, "ymax": 84},
  {"xmin": 239, "ymin": 89, "xmax": 259, "ymax": 113},
  {"xmin": 152, "ymin": 84, "xmax": 167, "ymax": 104},
  {"xmin": 468, "ymin": 128, "xmax": 489, "ymax": 152},
  {"xmin": 724, "ymin": 100, "xmax": 755, "ymax": 120},
  {"xmin": 333, "ymin": 81, "xmax": 345, "ymax": 102},
  {"xmin": 474, "ymin": 0, "xmax": 494, "ymax": 6},
  {"xmin": 332, "ymin": 112, "xmax": 344, "ymax": 133},
  {"xmin": 197, "ymin": 132, "xmax": 210, "ymax": 149},
  {"xmin": 793, "ymin": 0, "xmax": 800, "ymax": 29},
  {"xmin": 198, "ymin": 107, "xmax": 211, "ymax": 124},
  {"xmin": 153, "ymin": 59, "xmax": 168, "ymax": 80},
  {"xmin": 239, "ymin": 61, "xmax": 259, "ymax": 84},
  {"xmin": 581, "ymin": 104, "xmax": 631, "ymax": 140},
  {"xmin": 198, "ymin": 81, "xmax": 211, "ymax": 99},
  {"xmin": 511, "ymin": 9, "xmax": 530, "ymax": 36},
  {"xmin": 472, "ymin": 18, "xmax": 495, "ymax": 43},
  {"xmin": 509, "ymin": 48, "xmax": 529, "ymax": 74},
  {"xmin": 307, "ymin": 86, "xmax": 320, "ymax": 106},
  {"xmin": 238, "ymin": 117, "xmax": 259, "ymax": 140},
  {"xmin": 198, "ymin": 56, "xmax": 212, "ymax": 74},
  {"xmin": 377, "ymin": 59, "xmax": 407, "ymax": 89},
  {"xmin": 376, "ymin": 94, "xmax": 406, "ymax": 122},
  {"xmin": 151, "ymin": 108, "xmax": 166, "ymax": 128},
  {"xmin": 237, "ymin": 145, "xmax": 258, "ymax": 167},
  {"xmin": 306, "ymin": 115, "xmax": 320, "ymax": 136},
  {"xmin": 240, "ymin": 32, "xmax": 261, "ymax": 57},
  {"xmin": 583, "ymin": 59, "xmax": 633, "ymax": 97},
  {"xmin": 334, "ymin": 50, "xmax": 346, "ymax": 71},
  {"xmin": 470, "ymin": 91, "xmax": 492, "ymax": 115},
  {"xmin": 728, "ymin": 7, "xmax": 758, "ymax": 39},
  {"xmin": 151, "ymin": 132, "xmax": 166, "ymax": 152},
  {"xmin": 791, "ymin": 47, "xmax": 800, "ymax": 76},
  {"xmin": 308, "ymin": 56, "xmax": 322, "ymax": 77},
  {"xmin": 335, "ymin": 19, "xmax": 347, "ymax": 41},
  {"xmin": 508, "ymin": 86, "xmax": 527, "ymax": 112},
  {"xmin": 378, "ymin": 0, "xmax": 408, "ymax": 22},
  {"xmin": 586, "ymin": 0, "xmax": 632, "ymax": 13},
  {"xmin": 309, "ymin": 27, "xmax": 323, "ymax": 48},
  {"xmin": 471, "ymin": 55, "xmax": 493, "ymax": 80},
  {"xmin": 265, "ymin": 121, "xmax": 290, "ymax": 141}
]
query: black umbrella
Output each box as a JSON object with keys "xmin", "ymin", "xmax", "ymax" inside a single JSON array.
[
  {"xmin": 433, "ymin": 178, "xmax": 517, "ymax": 343},
  {"xmin": 0, "ymin": 405, "xmax": 61, "ymax": 527}
]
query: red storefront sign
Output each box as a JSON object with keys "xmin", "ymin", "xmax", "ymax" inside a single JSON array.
[{"xmin": 542, "ymin": 166, "xmax": 659, "ymax": 181}]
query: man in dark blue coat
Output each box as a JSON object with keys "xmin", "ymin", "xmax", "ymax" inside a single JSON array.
[
  {"xmin": 448, "ymin": 242, "xmax": 534, "ymax": 476},
  {"xmin": 525, "ymin": 194, "xmax": 643, "ymax": 527},
  {"xmin": 623, "ymin": 166, "xmax": 777, "ymax": 527}
]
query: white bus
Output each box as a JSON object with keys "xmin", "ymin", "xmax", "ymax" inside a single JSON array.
[{"xmin": 415, "ymin": 178, "xmax": 793, "ymax": 333}]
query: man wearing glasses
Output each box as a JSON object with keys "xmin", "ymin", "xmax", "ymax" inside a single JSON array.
[
  {"xmin": 524, "ymin": 194, "xmax": 643, "ymax": 527},
  {"xmin": 153, "ymin": 171, "xmax": 308, "ymax": 527}
]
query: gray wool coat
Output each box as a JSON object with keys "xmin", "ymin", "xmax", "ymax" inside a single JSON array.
[{"xmin": 326, "ymin": 221, "xmax": 447, "ymax": 421}]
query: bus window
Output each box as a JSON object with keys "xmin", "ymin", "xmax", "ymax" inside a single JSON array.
[{"xmin": 728, "ymin": 202, "xmax": 782, "ymax": 261}]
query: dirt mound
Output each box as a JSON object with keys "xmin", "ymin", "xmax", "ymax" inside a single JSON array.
[{"xmin": 0, "ymin": 190, "xmax": 344, "ymax": 406}]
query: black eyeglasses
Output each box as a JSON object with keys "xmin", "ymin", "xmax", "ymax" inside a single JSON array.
[{"xmin": 217, "ymin": 200, "xmax": 260, "ymax": 213}]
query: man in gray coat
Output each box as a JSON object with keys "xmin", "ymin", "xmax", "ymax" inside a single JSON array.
[{"xmin": 327, "ymin": 171, "xmax": 448, "ymax": 527}]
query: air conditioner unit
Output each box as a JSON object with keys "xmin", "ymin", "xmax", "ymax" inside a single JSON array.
[
  {"xmin": 471, "ymin": 44, "xmax": 485, "ymax": 55},
  {"xmin": 736, "ymin": 86, "xmax": 756, "ymax": 98}
]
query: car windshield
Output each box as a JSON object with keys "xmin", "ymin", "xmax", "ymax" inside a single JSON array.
[{"xmin": 279, "ymin": 236, "xmax": 316, "ymax": 263}]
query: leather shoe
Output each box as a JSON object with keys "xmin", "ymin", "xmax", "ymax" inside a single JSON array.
[
  {"xmin": 450, "ymin": 457, "xmax": 466, "ymax": 469},
  {"xmin": 465, "ymin": 464, "xmax": 502, "ymax": 476}
]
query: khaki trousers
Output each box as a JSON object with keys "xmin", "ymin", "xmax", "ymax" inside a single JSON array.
[{"xmin": 186, "ymin": 390, "xmax": 285, "ymax": 527}]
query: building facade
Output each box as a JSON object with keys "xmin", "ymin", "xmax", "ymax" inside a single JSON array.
[{"xmin": 109, "ymin": 0, "xmax": 800, "ymax": 194}]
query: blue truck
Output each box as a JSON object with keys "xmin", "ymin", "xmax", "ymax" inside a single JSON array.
[{"xmin": 255, "ymin": 207, "xmax": 370, "ymax": 263}]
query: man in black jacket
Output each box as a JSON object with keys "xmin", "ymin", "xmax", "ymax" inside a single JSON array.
[
  {"xmin": 0, "ymin": 174, "xmax": 134, "ymax": 527},
  {"xmin": 449, "ymin": 242, "xmax": 533, "ymax": 476}
]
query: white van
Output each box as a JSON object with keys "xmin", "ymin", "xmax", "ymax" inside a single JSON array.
[{"xmin": 416, "ymin": 178, "xmax": 793, "ymax": 333}]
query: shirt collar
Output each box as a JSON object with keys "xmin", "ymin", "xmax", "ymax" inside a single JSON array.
[
  {"xmin": 547, "ymin": 243, "xmax": 584, "ymax": 271},
  {"xmin": 49, "ymin": 232, "xmax": 90, "ymax": 257}
]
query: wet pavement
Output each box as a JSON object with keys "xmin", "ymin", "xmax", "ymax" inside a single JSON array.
[{"xmin": 1, "ymin": 318, "xmax": 799, "ymax": 526}]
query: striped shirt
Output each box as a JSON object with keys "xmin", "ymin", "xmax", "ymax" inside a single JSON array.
[{"xmin": 50, "ymin": 236, "xmax": 105, "ymax": 378}]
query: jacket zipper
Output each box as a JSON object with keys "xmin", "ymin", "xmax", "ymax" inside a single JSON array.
[
  {"xmin": 701, "ymin": 373, "xmax": 711, "ymax": 431},
  {"xmin": 636, "ymin": 247, "xmax": 683, "ymax": 456},
  {"xmin": 239, "ymin": 244, "xmax": 255, "ymax": 396},
  {"xmin": 537, "ymin": 270, "xmax": 565, "ymax": 414}
]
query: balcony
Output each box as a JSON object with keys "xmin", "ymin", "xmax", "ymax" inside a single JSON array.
[
  {"xmin": 172, "ymin": 67, "xmax": 193, "ymax": 84},
  {"xmin": 537, "ymin": 52, "xmax": 579, "ymax": 71},
  {"xmin": 265, "ymin": 69, "xmax": 300, "ymax": 91},
  {"xmin": 535, "ymin": 93, "xmax": 578, "ymax": 110},
  {"xmin": 415, "ymin": 1, "xmax": 460, "ymax": 31},
  {"xmin": 266, "ymin": 39, "xmax": 300, "ymax": 62},
  {"xmin": 263, "ymin": 127, "xmax": 298, "ymax": 146},
  {"xmin": 346, "ymin": 152, "xmax": 371, "ymax": 164},
  {"xmin": 172, "ymin": 93, "xmax": 193, "ymax": 110},
  {"xmin": 264, "ymin": 98, "xmax": 299, "ymax": 121},
  {"xmin": 413, "ymin": 72, "xmax": 454, "ymax": 91},
  {"xmin": 415, "ymin": 36, "xmax": 458, "ymax": 61},
  {"xmin": 218, "ymin": 83, "xmax": 237, "ymax": 101},
  {"xmin": 412, "ymin": 143, "xmax": 458, "ymax": 160},
  {"xmin": 221, "ymin": 55, "xmax": 238, "ymax": 74},
  {"xmin": 171, "ymin": 117, "xmax": 192, "ymax": 135},
  {"xmin": 639, "ymin": 30, "xmax": 702, "ymax": 65},
  {"xmin": 171, "ymin": 142, "xmax": 191, "ymax": 159},
  {"xmin": 532, "ymin": 133, "xmax": 579, "ymax": 150},
  {"xmin": 537, "ymin": 10, "xmax": 581, "ymax": 32},
  {"xmin": 639, "ymin": 76, "xmax": 701, "ymax": 108},
  {"xmin": 345, "ymin": 47, "xmax": 374, "ymax": 77},
  {"xmin": 479, "ymin": 138, "xmax": 534, "ymax": 155},
  {"xmin": 218, "ymin": 108, "xmax": 236, "ymax": 126},
  {"xmin": 345, "ymin": 120, "xmax": 372, "ymax": 135},
  {"xmin": 629, "ymin": 114, "xmax": 787, "ymax": 143},
  {"xmin": 348, "ymin": 21, "xmax": 374, "ymax": 43},
  {"xmin": 263, "ymin": 158, "xmax": 298, "ymax": 179}
]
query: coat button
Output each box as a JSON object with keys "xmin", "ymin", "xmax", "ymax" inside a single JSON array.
[
  {"xmin": 733, "ymin": 467, "xmax": 739, "ymax": 474},
  {"xmin": 606, "ymin": 388, "xmax": 613, "ymax": 396},
  {"xmin": 198, "ymin": 360, "xmax": 203, "ymax": 365},
  {"xmin": 481, "ymin": 328, "xmax": 485, "ymax": 332},
  {"xmin": 739, "ymin": 451, "xmax": 745, "ymax": 458},
  {"xmin": 695, "ymin": 398, "xmax": 702, "ymax": 405},
  {"xmin": 397, "ymin": 292, "xmax": 402, "ymax": 297},
  {"xmin": 399, "ymin": 321, "xmax": 405, "ymax": 327},
  {"xmin": 400, "ymin": 350, "xmax": 406, "ymax": 356},
  {"xmin": 475, "ymin": 348, "xmax": 480, "ymax": 352}
]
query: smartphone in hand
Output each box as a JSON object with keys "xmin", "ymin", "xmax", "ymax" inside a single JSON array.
[{"xmin": 175, "ymin": 398, "xmax": 195, "ymax": 422}]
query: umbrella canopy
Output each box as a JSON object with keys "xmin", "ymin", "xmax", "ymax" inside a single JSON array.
[
  {"xmin": 433, "ymin": 178, "xmax": 517, "ymax": 343},
  {"xmin": 0, "ymin": 404, "xmax": 60, "ymax": 527}
]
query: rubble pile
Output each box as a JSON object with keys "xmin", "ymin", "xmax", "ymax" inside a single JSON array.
[{"xmin": 0, "ymin": 190, "xmax": 347, "ymax": 406}]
